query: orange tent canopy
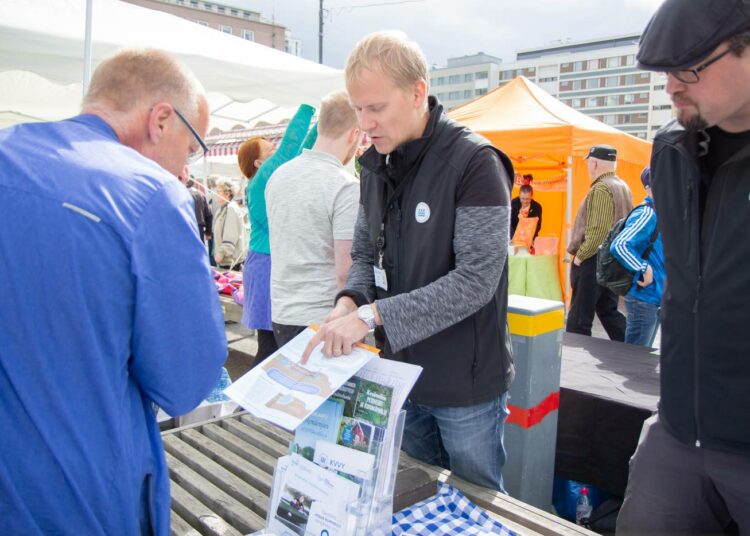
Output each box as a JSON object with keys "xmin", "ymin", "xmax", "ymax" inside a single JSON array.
[{"xmin": 450, "ymin": 76, "xmax": 653, "ymax": 299}]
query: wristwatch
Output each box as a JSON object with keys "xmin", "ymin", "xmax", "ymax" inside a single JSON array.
[{"xmin": 357, "ymin": 304, "xmax": 377, "ymax": 331}]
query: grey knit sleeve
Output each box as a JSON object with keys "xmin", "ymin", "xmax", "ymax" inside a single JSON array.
[{"xmin": 376, "ymin": 205, "xmax": 509, "ymax": 353}]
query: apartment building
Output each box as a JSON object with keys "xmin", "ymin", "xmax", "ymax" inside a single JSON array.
[
  {"xmin": 431, "ymin": 35, "xmax": 673, "ymax": 140},
  {"xmin": 429, "ymin": 53, "xmax": 503, "ymax": 110},
  {"xmin": 122, "ymin": 0, "xmax": 297, "ymax": 54}
]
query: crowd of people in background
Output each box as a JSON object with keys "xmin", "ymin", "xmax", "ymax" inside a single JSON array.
[{"xmin": 2, "ymin": 0, "xmax": 750, "ymax": 534}]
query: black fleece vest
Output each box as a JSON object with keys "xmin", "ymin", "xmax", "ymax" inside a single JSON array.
[{"xmin": 358, "ymin": 103, "xmax": 515, "ymax": 407}]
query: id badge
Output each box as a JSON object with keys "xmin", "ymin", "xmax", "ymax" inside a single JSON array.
[{"xmin": 373, "ymin": 265, "xmax": 388, "ymax": 291}]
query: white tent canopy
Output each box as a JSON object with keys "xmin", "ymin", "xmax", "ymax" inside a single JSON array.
[{"xmin": 0, "ymin": 0, "xmax": 344, "ymax": 129}]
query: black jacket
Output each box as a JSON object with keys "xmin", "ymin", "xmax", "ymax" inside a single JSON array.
[
  {"xmin": 651, "ymin": 119, "xmax": 750, "ymax": 457},
  {"xmin": 354, "ymin": 98, "xmax": 515, "ymax": 406},
  {"xmin": 510, "ymin": 197, "xmax": 542, "ymax": 238}
]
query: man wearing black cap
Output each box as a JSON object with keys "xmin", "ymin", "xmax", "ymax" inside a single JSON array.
[
  {"xmin": 617, "ymin": 1, "xmax": 750, "ymax": 534},
  {"xmin": 566, "ymin": 144, "xmax": 632, "ymax": 341}
]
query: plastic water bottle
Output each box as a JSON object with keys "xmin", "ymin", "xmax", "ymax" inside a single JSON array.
[{"xmin": 576, "ymin": 487, "xmax": 592, "ymax": 527}]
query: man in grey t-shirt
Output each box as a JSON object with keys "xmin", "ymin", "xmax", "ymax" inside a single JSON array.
[{"xmin": 266, "ymin": 91, "xmax": 361, "ymax": 346}]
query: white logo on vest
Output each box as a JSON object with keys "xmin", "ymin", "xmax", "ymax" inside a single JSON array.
[{"xmin": 415, "ymin": 202, "xmax": 431, "ymax": 223}]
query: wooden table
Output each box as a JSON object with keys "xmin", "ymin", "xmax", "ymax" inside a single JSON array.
[
  {"xmin": 164, "ymin": 412, "xmax": 595, "ymax": 536},
  {"xmin": 219, "ymin": 295, "xmax": 243, "ymax": 324}
]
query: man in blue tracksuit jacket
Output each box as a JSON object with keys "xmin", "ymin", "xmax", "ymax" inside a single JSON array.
[{"xmin": 610, "ymin": 167, "xmax": 664, "ymax": 346}]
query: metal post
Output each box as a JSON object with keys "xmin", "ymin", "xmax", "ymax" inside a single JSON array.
[
  {"xmin": 504, "ymin": 295, "xmax": 565, "ymax": 509},
  {"xmin": 318, "ymin": 0, "xmax": 324, "ymax": 64},
  {"xmin": 82, "ymin": 0, "xmax": 93, "ymax": 97},
  {"xmin": 565, "ymin": 155, "xmax": 573, "ymax": 307}
]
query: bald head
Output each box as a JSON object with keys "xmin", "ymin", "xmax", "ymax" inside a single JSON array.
[
  {"xmin": 84, "ymin": 48, "xmax": 204, "ymax": 119},
  {"xmin": 82, "ymin": 48, "xmax": 209, "ymax": 176}
]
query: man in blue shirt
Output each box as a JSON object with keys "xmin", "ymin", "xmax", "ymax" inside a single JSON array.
[
  {"xmin": 610, "ymin": 167, "xmax": 664, "ymax": 346},
  {"xmin": 0, "ymin": 49, "xmax": 227, "ymax": 535}
]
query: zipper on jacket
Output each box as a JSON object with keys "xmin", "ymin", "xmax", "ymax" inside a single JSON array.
[
  {"xmin": 671, "ymin": 139, "xmax": 704, "ymax": 449},
  {"xmin": 392, "ymin": 204, "xmax": 402, "ymax": 293},
  {"xmin": 690, "ymin": 172, "xmax": 703, "ymax": 449}
]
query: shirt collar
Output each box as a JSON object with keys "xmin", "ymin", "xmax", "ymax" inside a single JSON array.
[
  {"xmin": 301, "ymin": 148, "xmax": 344, "ymax": 169},
  {"xmin": 360, "ymin": 95, "xmax": 443, "ymax": 175},
  {"xmin": 592, "ymin": 171, "xmax": 616, "ymax": 185}
]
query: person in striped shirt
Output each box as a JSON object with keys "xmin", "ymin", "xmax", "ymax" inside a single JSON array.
[
  {"xmin": 566, "ymin": 145, "xmax": 633, "ymax": 341},
  {"xmin": 610, "ymin": 167, "xmax": 664, "ymax": 347}
]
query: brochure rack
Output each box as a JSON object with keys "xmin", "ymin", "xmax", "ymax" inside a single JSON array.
[{"xmin": 251, "ymin": 409, "xmax": 405, "ymax": 536}]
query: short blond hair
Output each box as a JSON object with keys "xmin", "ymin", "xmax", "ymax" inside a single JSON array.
[
  {"xmin": 345, "ymin": 31, "xmax": 429, "ymax": 92},
  {"xmin": 318, "ymin": 91, "xmax": 358, "ymax": 139},
  {"xmin": 83, "ymin": 48, "xmax": 204, "ymax": 120}
]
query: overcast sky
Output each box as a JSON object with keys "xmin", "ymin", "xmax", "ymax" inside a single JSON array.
[{"xmin": 226, "ymin": 0, "xmax": 666, "ymax": 68}]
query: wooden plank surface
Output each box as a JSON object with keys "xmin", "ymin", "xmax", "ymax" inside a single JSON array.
[{"xmin": 165, "ymin": 412, "xmax": 598, "ymax": 536}]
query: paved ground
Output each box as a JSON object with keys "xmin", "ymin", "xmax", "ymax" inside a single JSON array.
[{"xmin": 225, "ymin": 322, "xmax": 258, "ymax": 380}]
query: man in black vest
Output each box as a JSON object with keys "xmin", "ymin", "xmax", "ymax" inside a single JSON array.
[
  {"xmin": 617, "ymin": 1, "xmax": 750, "ymax": 533},
  {"xmin": 303, "ymin": 31, "xmax": 515, "ymax": 492}
]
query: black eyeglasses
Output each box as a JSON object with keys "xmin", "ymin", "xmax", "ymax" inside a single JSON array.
[
  {"xmin": 668, "ymin": 47, "xmax": 734, "ymax": 84},
  {"xmin": 173, "ymin": 107, "xmax": 208, "ymax": 164}
]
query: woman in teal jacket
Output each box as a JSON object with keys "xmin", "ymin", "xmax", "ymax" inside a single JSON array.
[{"xmin": 237, "ymin": 104, "xmax": 317, "ymax": 362}]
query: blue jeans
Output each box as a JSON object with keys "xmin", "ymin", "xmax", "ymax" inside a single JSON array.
[
  {"xmin": 402, "ymin": 393, "xmax": 509, "ymax": 492},
  {"xmin": 624, "ymin": 296, "xmax": 660, "ymax": 347}
]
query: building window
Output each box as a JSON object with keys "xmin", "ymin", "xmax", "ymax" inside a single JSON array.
[
  {"xmin": 464, "ymin": 73, "xmax": 474, "ymax": 82},
  {"xmin": 654, "ymin": 84, "xmax": 665, "ymax": 90},
  {"xmin": 231, "ymin": 8, "xmax": 238, "ymax": 15},
  {"xmin": 448, "ymin": 75, "xmax": 461, "ymax": 84},
  {"xmin": 217, "ymin": 5, "xmax": 225, "ymax": 13},
  {"xmin": 243, "ymin": 10, "xmax": 251, "ymax": 17},
  {"xmin": 652, "ymin": 104, "xmax": 672, "ymax": 110},
  {"xmin": 501, "ymin": 69, "xmax": 514, "ymax": 81},
  {"xmin": 605, "ymin": 76, "xmax": 618, "ymax": 87},
  {"xmin": 572, "ymin": 79, "xmax": 582, "ymax": 90},
  {"xmin": 220, "ymin": 25, "xmax": 232, "ymax": 34},
  {"xmin": 607, "ymin": 95, "xmax": 619, "ymax": 106},
  {"xmin": 475, "ymin": 88, "xmax": 487, "ymax": 96},
  {"xmin": 190, "ymin": 0, "xmax": 198, "ymax": 6},
  {"xmin": 622, "ymin": 74, "xmax": 636, "ymax": 85},
  {"xmin": 652, "ymin": 124, "xmax": 663, "ymax": 130},
  {"xmin": 625, "ymin": 55, "xmax": 635, "ymax": 66},
  {"xmin": 195, "ymin": 19, "xmax": 208, "ymax": 26},
  {"xmin": 448, "ymin": 91, "xmax": 461, "ymax": 100},
  {"xmin": 437, "ymin": 93, "xmax": 445, "ymax": 100},
  {"xmin": 242, "ymin": 29, "xmax": 254, "ymax": 41},
  {"xmin": 476, "ymin": 71, "xmax": 489, "ymax": 80},
  {"xmin": 587, "ymin": 97, "xmax": 598, "ymax": 107},
  {"xmin": 624, "ymin": 93, "xmax": 635, "ymax": 104},
  {"xmin": 464, "ymin": 89, "xmax": 473, "ymax": 98},
  {"xmin": 539, "ymin": 76, "xmax": 557, "ymax": 83},
  {"xmin": 175, "ymin": 0, "xmax": 184, "ymax": 4},
  {"xmin": 203, "ymin": 2, "xmax": 212, "ymax": 10},
  {"xmin": 607, "ymin": 56, "xmax": 620, "ymax": 68},
  {"xmin": 603, "ymin": 114, "xmax": 617, "ymax": 125},
  {"xmin": 587, "ymin": 78, "xmax": 600, "ymax": 89},
  {"xmin": 573, "ymin": 61, "xmax": 584, "ymax": 72},
  {"xmin": 436, "ymin": 76, "xmax": 445, "ymax": 86},
  {"xmin": 638, "ymin": 92, "xmax": 649, "ymax": 99},
  {"xmin": 573, "ymin": 98, "xmax": 583, "ymax": 108},
  {"xmin": 587, "ymin": 59, "xmax": 598, "ymax": 70}
]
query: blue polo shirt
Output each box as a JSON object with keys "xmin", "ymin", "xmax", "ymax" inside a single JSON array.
[{"xmin": 0, "ymin": 115, "xmax": 227, "ymax": 535}]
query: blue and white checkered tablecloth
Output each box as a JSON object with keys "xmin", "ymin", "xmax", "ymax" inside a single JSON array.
[{"xmin": 392, "ymin": 482, "xmax": 518, "ymax": 535}]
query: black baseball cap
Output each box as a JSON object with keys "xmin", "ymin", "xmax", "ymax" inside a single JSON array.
[
  {"xmin": 637, "ymin": 0, "xmax": 750, "ymax": 71},
  {"xmin": 585, "ymin": 145, "xmax": 617, "ymax": 161}
]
